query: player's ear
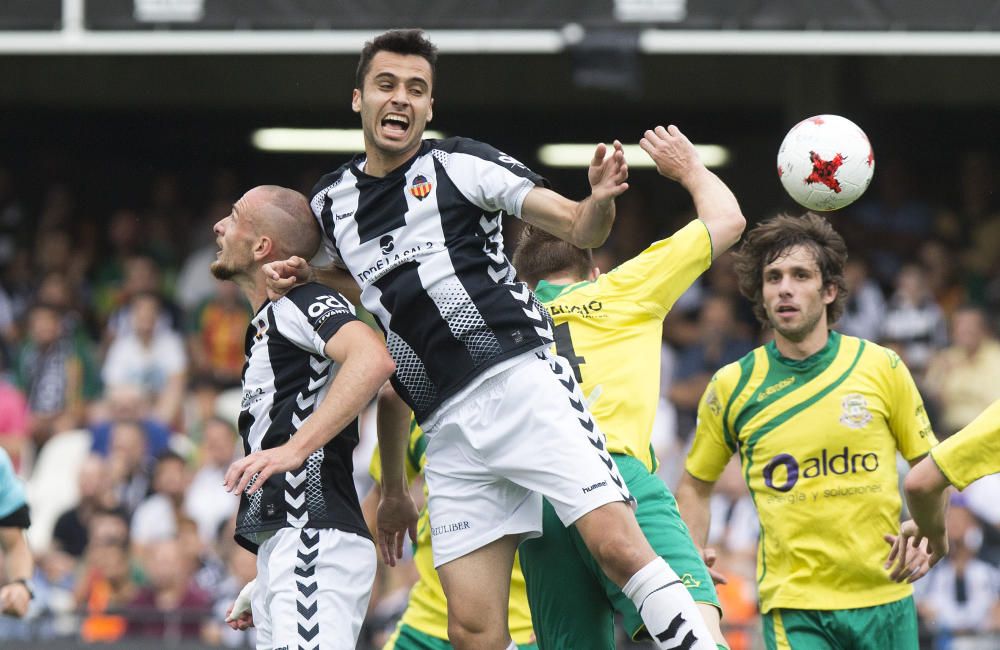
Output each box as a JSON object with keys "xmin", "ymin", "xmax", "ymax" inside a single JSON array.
[
  {"xmin": 589, "ymin": 266, "xmax": 601, "ymax": 281},
  {"xmin": 822, "ymin": 281, "xmax": 837, "ymax": 304},
  {"xmin": 427, "ymin": 98, "xmax": 433, "ymax": 124},
  {"xmin": 255, "ymin": 235, "xmax": 274, "ymax": 261},
  {"xmin": 351, "ymin": 89, "xmax": 362, "ymax": 114}
]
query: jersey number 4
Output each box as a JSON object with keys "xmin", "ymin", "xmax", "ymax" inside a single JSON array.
[{"xmin": 553, "ymin": 322, "xmax": 586, "ymax": 383}]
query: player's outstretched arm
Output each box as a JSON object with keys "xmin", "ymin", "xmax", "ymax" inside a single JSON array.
[
  {"xmin": 521, "ymin": 140, "xmax": 628, "ymax": 249},
  {"xmin": 639, "ymin": 125, "xmax": 745, "ymax": 259},
  {"xmin": 0, "ymin": 527, "xmax": 33, "ymax": 618},
  {"xmin": 224, "ymin": 321, "xmax": 395, "ymax": 495},
  {"xmin": 374, "ymin": 383, "xmax": 418, "ymax": 567}
]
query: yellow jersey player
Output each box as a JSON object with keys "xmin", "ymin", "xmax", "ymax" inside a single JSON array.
[
  {"xmin": 889, "ymin": 398, "xmax": 1000, "ymax": 580},
  {"xmin": 677, "ymin": 213, "xmax": 938, "ymax": 650},
  {"xmin": 512, "ymin": 125, "xmax": 745, "ymax": 649},
  {"xmin": 363, "ymin": 404, "xmax": 537, "ymax": 650}
]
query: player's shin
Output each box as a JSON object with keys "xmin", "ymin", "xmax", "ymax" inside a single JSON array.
[{"xmin": 622, "ymin": 556, "xmax": 716, "ymax": 650}]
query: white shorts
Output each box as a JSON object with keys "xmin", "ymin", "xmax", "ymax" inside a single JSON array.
[
  {"xmin": 252, "ymin": 527, "xmax": 376, "ymax": 650},
  {"xmin": 423, "ymin": 349, "xmax": 633, "ymax": 567}
]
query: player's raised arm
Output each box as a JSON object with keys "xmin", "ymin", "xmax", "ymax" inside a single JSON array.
[
  {"xmin": 264, "ymin": 257, "xmax": 362, "ymax": 305},
  {"xmin": 521, "ymin": 140, "xmax": 628, "ymax": 248},
  {"xmin": 640, "ymin": 125, "xmax": 745, "ymax": 259}
]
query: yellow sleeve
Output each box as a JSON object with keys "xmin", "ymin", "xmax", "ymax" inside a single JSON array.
[
  {"xmin": 685, "ymin": 371, "xmax": 736, "ymax": 482},
  {"xmin": 883, "ymin": 349, "xmax": 938, "ymax": 461},
  {"xmin": 368, "ymin": 419, "xmax": 423, "ymax": 485},
  {"xmin": 931, "ymin": 399, "xmax": 1000, "ymax": 490},
  {"xmin": 598, "ymin": 220, "xmax": 713, "ymax": 319}
]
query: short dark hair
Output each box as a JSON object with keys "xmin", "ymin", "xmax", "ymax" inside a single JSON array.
[
  {"xmin": 356, "ymin": 29, "xmax": 438, "ymax": 89},
  {"xmin": 513, "ymin": 225, "xmax": 593, "ymax": 288},
  {"xmin": 733, "ymin": 212, "xmax": 849, "ymax": 326}
]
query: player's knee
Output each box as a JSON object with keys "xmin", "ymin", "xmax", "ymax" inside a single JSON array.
[{"xmin": 446, "ymin": 615, "xmax": 506, "ymax": 650}]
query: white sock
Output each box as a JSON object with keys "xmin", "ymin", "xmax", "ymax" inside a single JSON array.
[{"xmin": 622, "ymin": 557, "xmax": 715, "ymax": 650}]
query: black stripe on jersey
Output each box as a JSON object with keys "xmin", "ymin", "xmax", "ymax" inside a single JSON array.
[
  {"xmin": 353, "ymin": 172, "xmax": 410, "ymax": 244},
  {"xmin": 317, "ymin": 192, "xmax": 344, "ymax": 264},
  {"xmin": 432, "ymin": 154, "xmax": 544, "ymax": 353},
  {"xmin": 372, "ymin": 260, "xmax": 452, "ymax": 410},
  {"xmin": 309, "ymin": 162, "xmax": 351, "ymax": 201}
]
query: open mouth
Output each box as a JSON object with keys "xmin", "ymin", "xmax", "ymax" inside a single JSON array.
[
  {"xmin": 380, "ymin": 113, "xmax": 410, "ymax": 137},
  {"xmin": 776, "ymin": 305, "xmax": 798, "ymax": 315}
]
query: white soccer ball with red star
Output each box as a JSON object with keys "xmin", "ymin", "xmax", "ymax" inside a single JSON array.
[{"xmin": 777, "ymin": 114, "xmax": 875, "ymax": 212}]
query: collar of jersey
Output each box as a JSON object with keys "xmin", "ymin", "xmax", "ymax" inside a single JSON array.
[
  {"xmin": 765, "ymin": 329, "xmax": 841, "ymax": 371},
  {"xmin": 533, "ymin": 279, "xmax": 592, "ymax": 302},
  {"xmin": 350, "ymin": 140, "xmax": 432, "ymax": 181}
]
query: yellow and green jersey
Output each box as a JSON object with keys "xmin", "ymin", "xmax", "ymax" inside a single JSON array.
[
  {"xmin": 369, "ymin": 423, "xmax": 535, "ymax": 644},
  {"xmin": 931, "ymin": 398, "xmax": 1000, "ymax": 490},
  {"xmin": 686, "ymin": 331, "xmax": 937, "ymax": 613},
  {"xmin": 533, "ymin": 219, "xmax": 713, "ymax": 471}
]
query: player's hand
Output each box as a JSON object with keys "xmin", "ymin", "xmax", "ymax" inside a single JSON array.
[
  {"xmin": 225, "ymin": 579, "xmax": 256, "ymax": 631},
  {"xmin": 0, "ymin": 582, "xmax": 31, "ymax": 618},
  {"xmin": 639, "ymin": 125, "xmax": 703, "ymax": 185},
  {"xmin": 225, "ymin": 605, "xmax": 255, "ymax": 631},
  {"xmin": 263, "ymin": 256, "xmax": 314, "ymax": 301},
  {"xmin": 587, "ymin": 140, "xmax": 629, "ymax": 205},
  {"xmin": 700, "ymin": 546, "xmax": 728, "ymax": 585},
  {"xmin": 884, "ymin": 520, "xmax": 944, "ymax": 583},
  {"xmin": 224, "ymin": 444, "xmax": 306, "ymax": 496},
  {"xmin": 376, "ymin": 492, "xmax": 419, "ymax": 567}
]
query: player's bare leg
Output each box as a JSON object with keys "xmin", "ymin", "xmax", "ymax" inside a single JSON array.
[
  {"xmin": 437, "ymin": 534, "xmax": 520, "ymax": 650},
  {"xmin": 575, "ymin": 501, "xmax": 718, "ymax": 650}
]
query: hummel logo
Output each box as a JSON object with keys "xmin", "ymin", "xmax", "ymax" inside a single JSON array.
[
  {"xmin": 583, "ymin": 480, "xmax": 607, "ymax": 493},
  {"xmin": 334, "ymin": 211, "xmax": 354, "ymax": 221}
]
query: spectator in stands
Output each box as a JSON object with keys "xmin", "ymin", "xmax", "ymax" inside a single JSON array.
[
  {"xmin": 186, "ymin": 280, "xmax": 251, "ymax": 423},
  {"xmin": 924, "ymin": 305, "xmax": 1000, "ymax": 436},
  {"xmin": 915, "ymin": 499, "xmax": 1000, "ymax": 641},
  {"xmin": 89, "ymin": 384, "xmax": 171, "ymax": 462},
  {"xmin": 52, "ymin": 454, "xmax": 120, "ymax": 558},
  {"xmin": 130, "ymin": 451, "xmax": 188, "ymax": 558},
  {"xmin": 14, "ymin": 302, "xmax": 85, "ymax": 448},
  {"xmin": 669, "ymin": 294, "xmax": 753, "ymax": 440},
  {"xmin": 107, "ymin": 421, "xmax": 152, "ymax": 516},
  {"xmin": 836, "ymin": 256, "xmax": 886, "ymax": 341},
  {"xmin": 103, "ymin": 255, "xmax": 182, "ymax": 344},
  {"xmin": 880, "ymin": 263, "xmax": 948, "ymax": 376},
  {"xmin": 127, "ymin": 538, "xmax": 213, "ymax": 642},
  {"xmin": 76, "ymin": 537, "xmax": 134, "ymax": 644},
  {"xmin": 102, "ymin": 292, "xmax": 187, "ymax": 425},
  {"xmin": 0, "ymin": 357, "xmax": 30, "ymax": 472},
  {"xmin": 183, "ymin": 416, "xmax": 239, "ymax": 544}
]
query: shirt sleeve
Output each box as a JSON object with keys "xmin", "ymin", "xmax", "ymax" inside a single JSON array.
[
  {"xmin": 931, "ymin": 399, "xmax": 1000, "ymax": 490},
  {"xmin": 437, "ymin": 138, "xmax": 548, "ymax": 219},
  {"xmin": 0, "ymin": 449, "xmax": 27, "ymax": 521},
  {"xmin": 597, "ymin": 220, "xmax": 713, "ymax": 319},
  {"xmin": 685, "ymin": 371, "xmax": 737, "ymax": 483},
  {"xmin": 274, "ymin": 284, "xmax": 359, "ymax": 357},
  {"xmin": 884, "ymin": 349, "xmax": 938, "ymax": 461}
]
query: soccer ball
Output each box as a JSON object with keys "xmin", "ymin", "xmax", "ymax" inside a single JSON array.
[{"xmin": 777, "ymin": 114, "xmax": 874, "ymax": 212}]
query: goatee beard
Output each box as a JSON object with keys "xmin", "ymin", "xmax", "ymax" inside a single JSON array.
[{"xmin": 210, "ymin": 260, "xmax": 237, "ymax": 280}]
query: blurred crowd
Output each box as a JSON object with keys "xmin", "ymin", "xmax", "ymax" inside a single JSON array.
[{"xmin": 0, "ymin": 150, "xmax": 998, "ymax": 649}]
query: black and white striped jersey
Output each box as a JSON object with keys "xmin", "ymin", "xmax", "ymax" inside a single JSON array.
[
  {"xmin": 234, "ymin": 282, "xmax": 370, "ymax": 553},
  {"xmin": 310, "ymin": 137, "xmax": 555, "ymax": 422}
]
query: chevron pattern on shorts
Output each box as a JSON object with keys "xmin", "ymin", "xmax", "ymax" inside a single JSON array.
[
  {"xmin": 295, "ymin": 528, "xmax": 320, "ymax": 650},
  {"xmin": 546, "ymin": 354, "xmax": 633, "ymax": 505}
]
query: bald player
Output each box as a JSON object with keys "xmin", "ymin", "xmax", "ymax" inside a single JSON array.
[{"xmin": 217, "ymin": 186, "xmax": 395, "ymax": 650}]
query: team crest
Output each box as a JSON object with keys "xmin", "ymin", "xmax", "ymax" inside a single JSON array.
[
  {"xmin": 409, "ymin": 175, "xmax": 432, "ymax": 200},
  {"xmin": 254, "ymin": 319, "xmax": 267, "ymax": 342},
  {"xmin": 705, "ymin": 385, "xmax": 722, "ymax": 416},
  {"xmin": 839, "ymin": 393, "xmax": 872, "ymax": 429}
]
